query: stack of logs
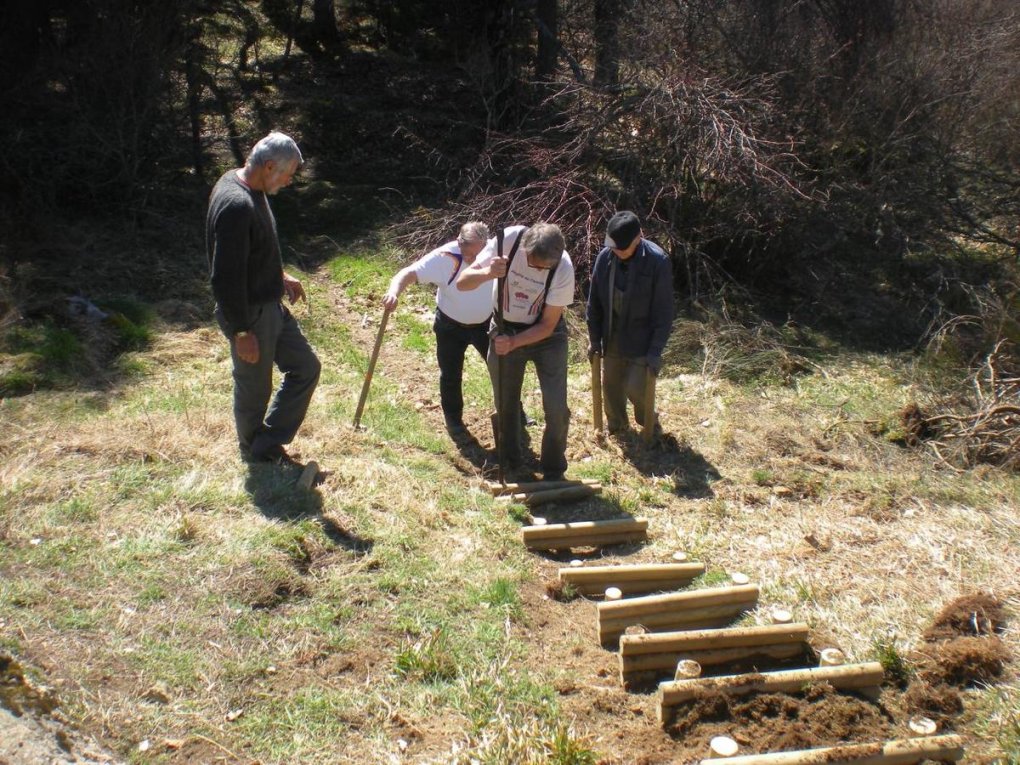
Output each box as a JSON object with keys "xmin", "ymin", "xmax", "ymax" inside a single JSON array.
[{"xmin": 484, "ymin": 477, "xmax": 966, "ymax": 765}]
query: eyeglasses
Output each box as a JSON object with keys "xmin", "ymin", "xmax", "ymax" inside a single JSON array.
[{"xmin": 525, "ymin": 251, "xmax": 553, "ymax": 270}]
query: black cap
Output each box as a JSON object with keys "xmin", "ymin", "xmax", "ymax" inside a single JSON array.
[{"xmin": 604, "ymin": 211, "xmax": 641, "ymax": 250}]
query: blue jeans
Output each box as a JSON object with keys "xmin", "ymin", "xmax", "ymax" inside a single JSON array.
[
  {"xmin": 434, "ymin": 309, "xmax": 489, "ymax": 426},
  {"xmin": 487, "ymin": 319, "xmax": 569, "ymax": 475},
  {"xmin": 216, "ymin": 302, "xmax": 321, "ymax": 455}
]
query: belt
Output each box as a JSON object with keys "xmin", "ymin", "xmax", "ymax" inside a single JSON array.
[{"xmin": 437, "ymin": 309, "xmax": 489, "ymax": 329}]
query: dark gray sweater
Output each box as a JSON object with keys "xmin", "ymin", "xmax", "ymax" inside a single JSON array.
[{"xmin": 206, "ymin": 170, "xmax": 284, "ymax": 335}]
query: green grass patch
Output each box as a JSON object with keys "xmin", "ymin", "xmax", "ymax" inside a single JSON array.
[{"xmin": 394, "ymin": 311, "xmax": 432, "ymax": 353}]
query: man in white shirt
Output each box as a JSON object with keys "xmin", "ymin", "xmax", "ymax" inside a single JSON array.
[
  {"xmin": 456, "ymin": 223, "xmax": 575, "ymax": 481},
  {"xmin": 382, "ymin": 222, "xmax": 494, "ymax": 437}
]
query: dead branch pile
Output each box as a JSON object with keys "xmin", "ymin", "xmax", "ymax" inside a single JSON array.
[
  {"xmin": 918, "ymin": 342, "xmax": 1020, "ymax": 470},
  {"xmin": 694, "ymin": 304, "xmax": 814, "ymax": 385}
]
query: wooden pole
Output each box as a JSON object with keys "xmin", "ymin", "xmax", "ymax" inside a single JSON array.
[
  {"xmin": 598, "ymin": 585, "xmax": 759, "ymax": 645},
  {"xmin": 352, "ymin": 307, "xmax": 391, "ymax": 428},
  {"xmin": 488, "ymin": 478, "xmax": 601, "ymax": 496},
  {"xmin": 642, "ymin": 368, "xmax": 657, "ymax": 445},
  {"xmin": 522, "ymin": 517, "xmax": 648, "ymax": 542},
  {"xmin": 523, "ymin": 517, "xmax": 649, "ymax": 551},
  {"xmin": 659, "ymin": 662, "xmax": 884, "ymax": 713},
  {"xmin": 591, "ymin": 351, "xmax": 604, "ymax": 434},
  {"xmin": 695, "ymin": 735, "xmax": 964, "ymax": 765},
  {"xmin": 500, "ymin": 484, "xmax": 601, "ymax": 506},
  {"xmin": 600, "ymin": 603, "xmax": 755, "ymax": 644},
  {"xmin": 599, "ymin": 584, "xmax": 759, "ymax": 619},
  {"xmin": 622, "ymin": 642, "xmax": 807, "ymax": 681},
  {"xmin": 620, "ymin": 623, "xmax": 811, "ymax": 683},
  {"xmin": 621, "ymin": 623, "xmax": 810, "ymax": 656},
  {"xmin": 559, "ymin": 562, "xmax": 705, "ymax": 596}
]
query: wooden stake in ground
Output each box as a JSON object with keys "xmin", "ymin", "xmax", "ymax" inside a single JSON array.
[
  {"xmin": 695, "ymin": 735, "xmax": 963, "ymax": 765},
  {"xmin": 591, "ymin": 351, "xmax": 603, "ymax": 434},
  {"xmin": 296, "ymin": 461, "xmax": 319, "ymax": 490},
  {"xmin": 352, "ymin": 307, "xmax": 391, "ymax": 429},
  {"xmin": 643, "ymin": 368, "xmax": 657, "ymax": 445}
]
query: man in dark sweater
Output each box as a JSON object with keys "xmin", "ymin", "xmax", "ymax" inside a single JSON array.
[
  {"xmin": 206, "ymin": 132, "xmax": 321, "ymax": 462},
  {"xmin": 586, "ymin": 210, "xmax": 674, "ymax": 436}
]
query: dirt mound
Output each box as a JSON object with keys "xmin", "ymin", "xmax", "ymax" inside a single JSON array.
[
  {"xmin": 665, "ymin": 684, "xmax": 894, "ymax": 757},
  {"xmin": 922, "ymin": 592, "xmax": 1007, "ymax": 641},
  {"xmin": 918, "ymin": 635, "xmax": 1010, "ymax": 686}
]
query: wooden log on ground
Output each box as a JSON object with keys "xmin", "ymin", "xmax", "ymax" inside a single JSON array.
[
  {"xmin": 621, "ymin": 623, "xmax": 810, "ymax": 656},
  {"xmin": 488, "ymin": 478, "xmax": 601, "ymax": 496},
  {"xmin": 696, "ymin": 735, "xmax": 964, "ymax": 765},
  {"xmin": 598, "ymin": 586, "xmax": 760, "ymax": 644},
  {"xmin": 600, "ymin": 604, "xmax": 756, "ymax": 645},
  {"xmin": 599, "ymin": 584, "xmax": 759, "ymax": 620},
  {"xmin": 620, "ymin": 623, "xmax": 811, "ymax": 682},
  {"xmin": 622, "ymin": 642, "xmax": 807, "ymax": 681},
  {"xmin": 559, "ymin": 562, "xmax": 705, "ymax": 596},
  {"xmin": 522, "ymin": 518, "xmax": 648, "ymax": 551},
  {"xmin": 658, "ymin": 662, "xmax": 885, "ymax": 723},
  {"xmin": 499, "ymin": 484, "xmax": 602, "ymax": 506}
]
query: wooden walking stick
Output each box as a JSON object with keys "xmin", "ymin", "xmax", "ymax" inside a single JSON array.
[
  {"xmin": 352, "ymin": 307, "xmax": 391, "ymax": 428},
  {"xmin": 591, "ymin": 351, "xmax": 603, "ymax": 434},
  {"xmin": 493, "ymin": 227, "xmax": 507, "ymax": 485},
  {"xmin": 642, "ymin": 367, "xmax": 657, "ymax": 445}
]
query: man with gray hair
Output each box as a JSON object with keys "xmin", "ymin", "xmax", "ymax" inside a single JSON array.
[
  {"xmin": 207, "ymin": 131, "xmax": 321, "ymax": 463},
  {"xmin": 456, "ymin": 223, "xmax": 575, "ymax": 481},
  {"xmin": 382, "ymin": 221, "xmax": 496, "ymax": 438}
]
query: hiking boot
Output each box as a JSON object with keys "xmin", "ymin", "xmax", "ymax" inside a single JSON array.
[
  {"xmin": 445, "ymin": 418, "xmax": 468, "ymax": 437},
  {"xmin": 248, "ymin": 443, "xmax": 297, "ymax": 465},
  {"xmin": 541, "ymin": 471, "xmax": 565, "ymax": 483}
]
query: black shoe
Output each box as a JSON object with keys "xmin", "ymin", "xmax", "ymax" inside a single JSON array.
[
  {"xmin": 248, "ymin": 443, "xmax": 293, "ymax": 465},
  {"xmin": 542, "ymin": 471, "xmax": 566, "ymax": 483},
  {"xmin": 521, "ymin": 412, "xmax": 537, "ymax": 427},
  {"xmin": 445, "ymin": 418, "xmax": 469, "ymax": 437}
]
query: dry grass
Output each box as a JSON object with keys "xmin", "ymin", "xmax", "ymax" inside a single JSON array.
[{"xmin": 1, "ymin": 259, "xmax": 1019, "ymax": 763}]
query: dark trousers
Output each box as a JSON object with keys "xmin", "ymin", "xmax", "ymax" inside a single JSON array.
[
  {"xmin": 487, "ymin": 319, "xmax": 569, "ymax": 475},
  {"xmin": 216, "ymin": 302, "xmax": 321, "ymax": 455},
  {"xmin": 434, "ymin": 309, "xmax": 489, "ymax": 425},
  {"xmin": 603, "ymin": 333, "xmax": 656, "ymax": 433}
]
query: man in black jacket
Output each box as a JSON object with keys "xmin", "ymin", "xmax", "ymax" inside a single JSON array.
[
  {"xmin": 206, "ymin": 132, "xmax": 321, "ymax": 462},
  {"xmin": 586, "ymin": 211, "xmax": 674, "ymax": 436}
]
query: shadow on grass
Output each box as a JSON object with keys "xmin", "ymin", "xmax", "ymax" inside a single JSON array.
[
  {"xmin": 244, "ymin": 460, "xmax": 373, "ymax": 555},
  {"xmin": 610, "ymin": 431, "xmax": 721, "ymax": 499}
]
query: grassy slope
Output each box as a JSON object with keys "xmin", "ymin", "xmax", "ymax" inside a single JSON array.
[{"xmin": 1, "ymin": 238, "xmax": 1018, "ymax": 763}]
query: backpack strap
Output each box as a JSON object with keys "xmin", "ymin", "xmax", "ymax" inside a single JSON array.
[{"xmin": 444, "ymin": 250, "xmax": 464, "ymax": 285}]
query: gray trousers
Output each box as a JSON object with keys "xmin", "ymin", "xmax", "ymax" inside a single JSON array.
[
  {"xmin": 602, "ymin": 350, "xmax": 654, "ymax": 433},
  {"xmin": 488, "ymin": 320, "xmax": 569, "ymax": 475},
  {"xmin": 216, "ymin": 302, "xmax": 321, "ymax": 455}
]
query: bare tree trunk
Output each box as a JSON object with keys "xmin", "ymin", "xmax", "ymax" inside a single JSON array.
[
  {"xmin": 535, "ymin": 0, "xmax": 557, "ymax": 81},
  {"xmin": 312, "ymin": 0, "xmax": 340, "ymax": 48},
  {"xmin": 594, "ymin": 0, "xmax": 621, "ymax": 87}
]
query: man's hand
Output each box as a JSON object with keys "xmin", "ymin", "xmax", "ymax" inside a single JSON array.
[
  {"xmin": 487, "ymin": 256, "xmax": 508, "ymax": 279},
  {"xmin": 587, "ymin": 342, "xmax": 601, "ymax": 361},
  {"xmin": 493, "ymin": 334, "xmax": 516, "ymax": 356},
  {"xmin": 235, "ymin": 332, "xmax": 259, "ymax": 364},
  {"xmin": 382, "ymin": 291, "xmax": 399, "ymax": 310},
  {"xmin": 282, "ymin": 272, "xmax": 306, "ymax": 304}
]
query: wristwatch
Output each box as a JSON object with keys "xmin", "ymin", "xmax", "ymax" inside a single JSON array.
[{"xmin": 235, "ymin": 330, "xmax": 252, "ymax": 339}]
